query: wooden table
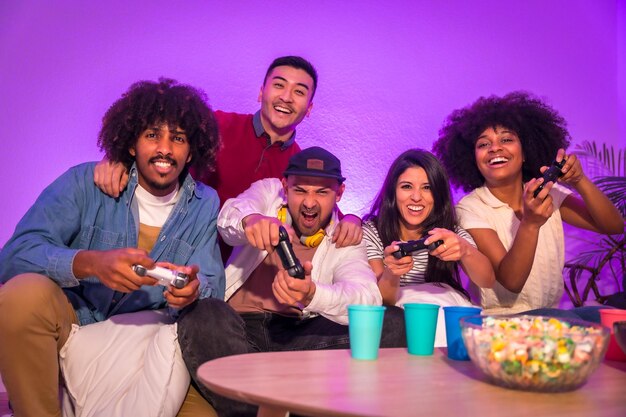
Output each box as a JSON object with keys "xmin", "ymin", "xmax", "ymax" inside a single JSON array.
[{"xmin": 197, "ymin": 348, "xmax": 626, "ymax": 417}]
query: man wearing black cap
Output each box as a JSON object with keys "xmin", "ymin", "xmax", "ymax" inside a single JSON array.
[{"xmin": 177, "ymin": 146, "xmax": 406, "ymax": 417}]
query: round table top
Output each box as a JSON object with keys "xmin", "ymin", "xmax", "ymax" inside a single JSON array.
[{"xmin": 197, "ymin": 347, "xmax": 626, "ymax": 417}]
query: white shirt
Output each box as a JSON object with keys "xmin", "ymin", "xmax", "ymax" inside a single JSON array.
[
  {"xmin": 455, "ymin": 183, "xmax": 571, "ymax": 314},
  {"xmin": 217, "ymin": 178, "xmax": 382, "ymax": 325}
]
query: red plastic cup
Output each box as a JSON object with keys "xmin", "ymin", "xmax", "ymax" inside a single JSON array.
[{"xmin": 599, "ymin": 308, "xmax": 626, "ymax": 361}]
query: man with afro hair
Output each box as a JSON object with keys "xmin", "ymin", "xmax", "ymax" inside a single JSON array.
[
  {"xmin": 0, "ymin": 78, "xmax": 225, "ymax": 416},
  {"xmin": 94, "ymin": 56, "xmax": 364, "ymax": 263}
]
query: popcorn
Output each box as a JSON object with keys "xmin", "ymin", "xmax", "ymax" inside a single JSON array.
[{"xmin": 462, "ymin": 315, "xmax": 608, "ymax": 391}]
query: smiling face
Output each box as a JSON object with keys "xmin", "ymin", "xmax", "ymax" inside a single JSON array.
[
  {"xmin": 474, "ymin": 126, "xmax": 524, "ymax": 187},
  {"xmin": 282, "ymin": 175, "xmax": 344, "ymax": 236},
  {"xmin": 395, "ymin": 166, "xmax": 433, "ymax": 239},
  {"xmin": 130, "ymin": 123, "xmax": 191, "ymax": 196},
  {"xmin": 258, "ymin": 65, "xmax": 314, "ymax": 140}
]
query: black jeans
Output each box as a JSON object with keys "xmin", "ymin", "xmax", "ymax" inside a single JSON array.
[{"xmin": 177, "ymin": 298, "xmax": 406, "ymax": 417}]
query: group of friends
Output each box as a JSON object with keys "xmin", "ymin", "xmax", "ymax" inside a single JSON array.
[{"xmin": 0, "ymin": 55, "xmax": 623, "ymax": 417}]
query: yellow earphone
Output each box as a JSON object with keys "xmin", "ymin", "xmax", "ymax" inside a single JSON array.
[{"xmin": 277, "ymin": 206, "xmax": 326, "ymax": 248}]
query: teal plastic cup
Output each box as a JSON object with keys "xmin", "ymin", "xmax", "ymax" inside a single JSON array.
[
  {"xmin": 443, "ymin": 306, "xmax": 482, "ymax": 360},
  {"xmin": 404, "ymin": 303, "xmax": 440, "ymax": 355},
  {"xmin": 348, "ymin": 305, "xmax": 386, "ymax": 360}
]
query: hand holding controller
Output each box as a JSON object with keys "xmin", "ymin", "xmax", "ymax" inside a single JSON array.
[
  {"xmin": 533, "ymin": 159, "xmax": 565, "ymax": 197},
  {"xmin": 392, "ymin": 238, "xmax": 444, "ymax": 259},
  {"xmin": 133, "ymin": 265, "xmax": 189, "ymax": 289},
  {"xmin": 275, "ymin": 226, "xmax": 305, "ymax": 279}
]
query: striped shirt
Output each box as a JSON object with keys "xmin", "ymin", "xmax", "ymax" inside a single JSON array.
[{"xmin": 362, "ymin": 220, "xmax": 476, "ymax": 286}]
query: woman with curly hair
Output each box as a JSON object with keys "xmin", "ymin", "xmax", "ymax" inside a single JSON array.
[
  {"xmin": 363, "ymin": 149, "xmax": 494, "ymax": 345},
  {"xmin": 433, "ymin": 91, "xmax": 623, "ymax": 315}
]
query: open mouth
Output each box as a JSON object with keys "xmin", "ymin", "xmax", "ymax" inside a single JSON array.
[
  {"xmin": 274, "ymin": 104, "xmax": 293, "ymax": 114},
  {"xmin": 150, "ymin": 157, "xmax": 176, "ymax": 174},
  {"xmin": 488, "ymin": 156, "xmax": 509, "ymax": 166},
  {"xmin": 407, "ymin": 205, "xmax": 424, "ymax": 214},
  {"xmin": 301, "ymin": 211, "xmax": 319, "ymax": 226}
]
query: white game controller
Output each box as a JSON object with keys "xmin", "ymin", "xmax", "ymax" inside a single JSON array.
[{"xmin": 132, "ymin": 265, "xmax": 189, "ymax": 289}]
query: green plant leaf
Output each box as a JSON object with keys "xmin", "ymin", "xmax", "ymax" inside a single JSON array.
[{"xmin": 564, "ymin": 140, "xmax": 625, "ymax": 305}]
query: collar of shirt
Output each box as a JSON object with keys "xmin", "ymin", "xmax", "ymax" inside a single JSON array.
[{"xmin": 252, "ymin": 110, "xmax": 297, "ymax": 150}]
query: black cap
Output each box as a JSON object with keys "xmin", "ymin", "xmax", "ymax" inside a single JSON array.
[{"xmin": 283, "ymin": 146, "xmax": 345, "ymax": 183}]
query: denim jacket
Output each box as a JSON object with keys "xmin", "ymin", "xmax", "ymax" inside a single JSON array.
[{"xmin": 0, "ymin": 162, "xmax": 225, "ymax": 325}]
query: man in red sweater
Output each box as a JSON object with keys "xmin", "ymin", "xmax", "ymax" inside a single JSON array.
[
  {"xmin": 192, "ymin": 56, "xmax": 316, "ymax": 205},
  {"xmin": 94, "ymin": 57, "xmax": 362, "ymax": 254}
]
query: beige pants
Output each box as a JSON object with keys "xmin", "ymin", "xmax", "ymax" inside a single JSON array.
[
  {"xmin": 0, "ymin": 274, "xmax": 77, "ymax": 417},
  {"xmin": 176, "ymin": 384, "xmax": 218, "ymax": 417},
  {"xmin": 0, "ymin": 274, "xmax": 217, "ymax": 417}
]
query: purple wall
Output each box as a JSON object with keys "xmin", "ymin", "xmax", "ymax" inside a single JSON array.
[{"xmin": 1, "ymin": 1, "xmax": 623, "ymax": 302}]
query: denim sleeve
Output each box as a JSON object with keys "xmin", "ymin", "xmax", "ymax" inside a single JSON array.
[
  {"xmin": 0, "ymin": 165, "xmax": 90, "ymax": 286},
  {"xmin": 167, "ymin": 188, "xmax": 225, "ymax": 319},
  {"xmin": 185, "ymin": 189, "xmax": 225, "ymax": 301}
]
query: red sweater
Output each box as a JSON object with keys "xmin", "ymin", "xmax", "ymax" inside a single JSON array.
[{"xmin": 192, "ymin": 110, "xmax": 301, "ymax": 206}]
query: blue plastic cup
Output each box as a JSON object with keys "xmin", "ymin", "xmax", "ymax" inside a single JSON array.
[
  {"xmin": 443, "ymin": 306, "xmax": 482, "ymax": 360},
  {"xmin": 404, "ymin": 303, "xmax": 440, "ymax": 355},
  {"xmin": 348, "ymin": 305, "xmax": 386, "ymax": 360}
]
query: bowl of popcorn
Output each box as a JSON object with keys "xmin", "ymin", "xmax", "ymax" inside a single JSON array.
[{"xmin": 460, "ymin": 315, "xmax": 610, "ymax": 392}]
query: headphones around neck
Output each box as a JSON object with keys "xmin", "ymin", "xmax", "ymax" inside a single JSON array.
[{"xmin": 277, "ymin": 206, "xmax": 326, "ymax": 248}]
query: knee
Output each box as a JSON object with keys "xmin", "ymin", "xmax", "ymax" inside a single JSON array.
[
  {"xmin": 179, "ymin": 298, "xmax": 229, "ymax": 324},
  {"xmin": 178, "ymin": 298, "xmax": 238, "ymax": 337},
  {"xmin": 0, "ymin": 273, "xmax": 63, "ymax": 334}
]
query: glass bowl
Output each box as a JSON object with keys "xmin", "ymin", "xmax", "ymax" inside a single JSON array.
[{"xmin": 460, "ymin": 315, "xmax": 609, "ymax": 392}]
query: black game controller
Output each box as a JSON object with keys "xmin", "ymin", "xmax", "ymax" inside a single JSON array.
[
  {"xmin": 392, "ymin": 238, "xmax": 444, "ymax": 259},
  {"xmin": 275, "ymin": 226, "xmax": 305, "ymax": 279},
  {"xmin": 533, "ymin": 159, "xmax": 565, "ymax": 197}
]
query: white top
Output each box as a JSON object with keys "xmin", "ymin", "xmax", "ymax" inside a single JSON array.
[
  {"xmin": 217, "ymin": 178, "xmax": 382, "ymax": 325},
  {"xmin": 135, "ymin": 184, "xmax": 180, "ymax": 227},
  {"xmin": 455, "ymin": 183, "xmax": 572, "ymax": 314}
]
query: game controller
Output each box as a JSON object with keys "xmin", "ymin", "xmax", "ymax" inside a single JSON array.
[
  {"xmin": 533, "ymin": 159, "xmax": 565, "ymax": 197},
  {"xmin": 275, "ymin": 226, "xmax": 305, "ymax": 279},
  {"xmin": 132, "ymin": 265, "xmax": 189, "ymax": 289},
  {"xmin": 392, "ymin": 238, "xmax": 444, "ymax": 259}
]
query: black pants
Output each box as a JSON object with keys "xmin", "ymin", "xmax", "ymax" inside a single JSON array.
[{"xmin": 177, "ymin": 298, "xmax": 406, "ymax": 417}]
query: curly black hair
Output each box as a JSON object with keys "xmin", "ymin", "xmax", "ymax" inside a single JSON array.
[
  {"xmin": 432, "ymin": 91, "xmax": 570, "ymax": 192},
  {"xmin": 98, "ymin": 78, "xmax": 220, "ymax": 175}
]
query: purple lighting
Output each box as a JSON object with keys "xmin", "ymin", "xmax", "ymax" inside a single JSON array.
[{"xmin": 1, "ymin": 1, "xmax": 623, "ymax": 309}]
